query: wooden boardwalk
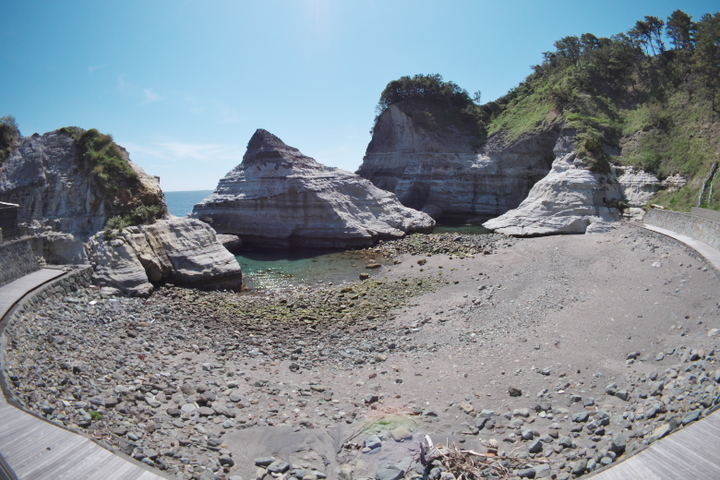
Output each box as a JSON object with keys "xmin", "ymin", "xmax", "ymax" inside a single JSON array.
[
  {"xmin": 0, "ymin": 269, "xmax": 65, "ymax": 319},
  {"xmin": 0, "ymin": 402, "xmax": 169, "ymax": 480},
  {"xmin": 590, "ymin": 408, "xmax": 720, "ymax": 479},
  {"xmin": 0, "ymin": 269, "xmax": 174, "ymax": 480}
]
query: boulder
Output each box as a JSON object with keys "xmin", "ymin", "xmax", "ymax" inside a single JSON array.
[
  {"xmin": 191, "ymin": 129, "xmax": 434, "ymax": 248},
  {"xmin": 356, "ymin": 104, "xmax": 559, "ymax": 218},
  {"xmin": 88, "ymin": 218, "xmax": 243, "ymax": 296}
]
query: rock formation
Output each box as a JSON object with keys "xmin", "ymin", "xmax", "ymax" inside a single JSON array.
[
  {"xmin": 0, "ymin": 127, "xmax": 243, "ymax": 296},
  {"xmin": 483, "ymin": 132, "xmax": 661, "ymax": 236},
  {"xmin": 88, "ymin": 218, "xmax": 243, "ymax": 296},
  {"xmin": 0, "ymin": 129, "xmax": 165, "ymax": 263},
  {"xmin": 191, "ymin": 129, "xmax": 435, "ymax": 248},
  {"xmin": 356, "ymin": 104, "xmax": 559, "ymax": 220}
]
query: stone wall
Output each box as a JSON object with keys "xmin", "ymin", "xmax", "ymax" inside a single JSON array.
[
  {"xmin": 0, "ymin": 238, "xmax": 39, "ymax": 287},
  {"xmin": 644, "ymin": 208, "xmax": 720, "ymax": 250}
]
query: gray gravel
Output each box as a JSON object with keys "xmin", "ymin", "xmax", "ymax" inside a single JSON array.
[{"xmin": 3, "ymin": 225, "xmax": 720, "ymax": 480}]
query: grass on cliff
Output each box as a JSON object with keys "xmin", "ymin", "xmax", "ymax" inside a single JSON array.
[
  {"xmin": 59, "ymin": 127, "xmax": 139, "ymax": 195},
  {"xmin": 59, "ymin": 126, "xmax": 168, "ymax": 222},
  {"xmin": 103, "ymin": 204, "xmax": 163, "ymax": 240}
]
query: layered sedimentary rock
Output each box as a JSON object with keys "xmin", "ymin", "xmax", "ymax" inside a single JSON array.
[
  {"xmin": 615, "ymin": 167, "xmax": 662, "ymax": 221},
  {"xmin": 191, "ymin": 129, "xmax": 435, "ymax": 248},
  {"xmin": 483, "ymin": 132, "xmax": 661, "ymax": 236},
  {"xmin": 0, "ymin": 129, "xmax": 165, "ymax": 263},
  {"xmin": 88, "ymin": 218, "xmax": 243, "ymax": 296},
  {"xmin": 356, "ymin": 104, "xmax": 560, "ymax": 219},
  {"xmin": 1, "ymin": 127, "xmax": 243, "ymax": 296}
]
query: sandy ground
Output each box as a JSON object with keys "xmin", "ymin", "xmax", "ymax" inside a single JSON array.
[{"xmin": 216, "ymin": 224, "xmax": 720, "ymax": 478}]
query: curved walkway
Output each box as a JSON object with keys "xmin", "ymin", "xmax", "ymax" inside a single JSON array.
[
  {"xmin": 0, "ymin": 224, "xmax": 719, "ymax": 480},
  {"xmin": 0, "ymin": 269, "xmax": 174, "ymax": 480}
]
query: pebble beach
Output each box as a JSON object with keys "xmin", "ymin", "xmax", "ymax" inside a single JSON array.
[{"xmin": 3, "ymin": 225, "xmax": 720, "ymax": 480}]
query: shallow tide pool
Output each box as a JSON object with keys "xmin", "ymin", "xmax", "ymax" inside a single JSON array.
[{"xmin": 236, "ymin": 248, "xmax": 384, "ymax": 291}]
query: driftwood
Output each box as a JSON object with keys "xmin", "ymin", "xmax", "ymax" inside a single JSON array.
[{"xmin": 417, "ymin": 437, "xmax": 549, "ymax": 480}]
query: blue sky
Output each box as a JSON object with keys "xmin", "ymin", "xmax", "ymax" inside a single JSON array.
[{"xmin": 1, "ymin": 1, "xmax": 717, "ymax": 191}]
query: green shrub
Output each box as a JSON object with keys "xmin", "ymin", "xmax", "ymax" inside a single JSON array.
[
  {"xmin": 0, "ymin": 115, "xmax": 19, "ymax": 164},
  {"xmin": 103, "ymin": 204, "xmax": 163, "ymax": 240},
  {"xmin": 75, "ymin": 128, "xmax": 138, "ymax": 195}
]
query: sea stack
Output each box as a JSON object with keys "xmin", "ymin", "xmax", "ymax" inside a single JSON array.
[{"xmin": 191, "ymin": 129, "xmax": 435, "ymax": 248}]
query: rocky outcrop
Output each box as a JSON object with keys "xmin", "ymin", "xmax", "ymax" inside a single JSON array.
[
  {"xmin": 88, "ymin": 218, "xmax": 243, "ymax": 296},
  {"xmin": 357, "ymin": 104, "xmax": 559, "ymax": 219},
  {"xmin": 616, "ymin": 167, "xmax": 662, "ymax": 221},
  {"xmin": 0, "ymin": 129, "xmax": 165, "ymax": 263},
  {"xmin": 0, "ymin": 127, "xmax": 243, "ymax": 297},
  {"xmin": 191, "ymin": 129, "xmax": 435, "ymax": 248},
  {"xmin": 483, "ymin": 132, "xmax": 662, "ymax": 236}
]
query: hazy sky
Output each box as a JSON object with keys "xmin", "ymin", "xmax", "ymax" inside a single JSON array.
[{"xmin": 1, "ymin": 1, "xmax": 716, "ymax": 191}]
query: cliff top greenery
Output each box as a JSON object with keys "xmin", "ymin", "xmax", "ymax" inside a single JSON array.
[
  {"xmin": 374, "ymin": 74, "xmax": 488, "ymax": 145},
  {"xmin": 58, "ymin": 127, "xmax": 164, "ymax": 224},
  {"xmin": 376, "ymin": 10, "xmax": 720, "ymax": 211},
  {"xmin": 0, "ymin": 115, "xmax": 19, "ymax": 165}
]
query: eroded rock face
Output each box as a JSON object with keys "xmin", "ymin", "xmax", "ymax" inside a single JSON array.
[
  {"xmin": 88, "ymin": 218, "xmax": 243, "ymax": 296},
  {"xmin": 483, "ymin": 132, "xmax": 662, "ymax": 236},
  {"xmin": 0, "ymin": 129, "xmax": 165, "ymax": 263},
  {"xmin": 191, "ymin": 129, "xmax": 435, "ymax": 248},
  {"xmin": 356, "ymin": 104, "xmax": 559, "ymax": 219},
  {"xmin": 616, "ymin": 167, "xmax": 662, "ymax": 221}
]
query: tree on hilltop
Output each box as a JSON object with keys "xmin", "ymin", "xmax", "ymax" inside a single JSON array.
[{"xmin": 666, "ymin": 9, "xmax": 696, "ymax": 50}]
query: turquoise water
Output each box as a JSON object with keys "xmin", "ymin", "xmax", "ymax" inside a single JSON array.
[
  {"xmin": 164, "ymin": 190, "xmax": 382, "ymax": 290},
  {"xmin": 163, "ymin": 190, "xmax": 485, "ymax": 290},
  {"xmin": 164, "ymin": 190, "xmax": 213, "ymax": 217},
  {"xmin": 236, "ymin": 249, "xmax": 382, "ymax": 290}
]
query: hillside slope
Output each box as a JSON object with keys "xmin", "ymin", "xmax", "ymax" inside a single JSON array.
[{"xmin": 360, "ymin": 10, "xmax": 719, "ymax": 231}]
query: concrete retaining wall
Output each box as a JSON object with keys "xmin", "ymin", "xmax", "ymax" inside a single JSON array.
[
  {"xmin": 0, "ymin": 238, "xmax": 39, "ymax": 288},
  {"xmin": 5, "ymin": 267, "xmax": 93, "ymax": 321},
  {"xmin": 645, "ymin": 208, "xmax": 720, "ymax": 250},
  {"xmin": 0, "ymin": 266, "xmax": 93, "ymax": 405},
  {"xmin": 691, "ymin": 207, "xmax": 720, "ymax": 222}
]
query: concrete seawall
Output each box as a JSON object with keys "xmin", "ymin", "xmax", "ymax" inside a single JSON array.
[
  {"xmin": 644, "ymin": 207, "xmax": 720, "ymax": 250},
  {"xmin": 0, "ymin": 238, "xmax": 39, "ymax": 288}
]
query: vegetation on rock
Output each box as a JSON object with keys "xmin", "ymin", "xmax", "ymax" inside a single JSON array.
[
  {"xmin": 376, "ymin": 10, "xmax": 720, "ymax": 210},
  {"xmin": 0, "ymin": 115, "xmax": 19, "ymax": 165},
  {"xmin": 374, "ymin": 74, "xmax": 489, "ymax": 146},
  {"xmin": 103, "ymin": 204, "xmax": 163, "ymax": 240},
  {"xmin": 58, "ymin": 126, "xmax": 166, "ymax": 224}
]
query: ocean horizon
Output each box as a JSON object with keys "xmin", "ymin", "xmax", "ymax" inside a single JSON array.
[{"xmin": 164, "ymin": 190, "xmax": 213, "ymax": 217}]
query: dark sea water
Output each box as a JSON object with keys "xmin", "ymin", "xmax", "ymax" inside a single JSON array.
[{"xmin": 163, "ymin": 190, "xmax": 377, "ymax": 290}]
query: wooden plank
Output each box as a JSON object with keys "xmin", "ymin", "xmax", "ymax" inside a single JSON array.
[
  {"xmin": 11, "ymin": 435, "xmax": 90, "ymax": 479},
  {"xmin": 591, "ymin": 411, "xmax": 720, "ymax": 479}
]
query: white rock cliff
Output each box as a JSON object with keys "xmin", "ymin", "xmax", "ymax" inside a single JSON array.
[
  {"xmin": 192, "ymin": 129, "xmax": 435, "ymax": 248},
  {"xmin": 483, "ymin": 132, "xmax": 661, "ymax": 236},
  {"xmin": 357, "ymin": 104, "xmax": 559, "ymax": 219},
  {"xmin": 0, "ymin": 129, "xmax": 164, "ymax": 263},
  {"xmin": 1, "ymin": 128, "xmax": 243, "ymax": 295}
]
